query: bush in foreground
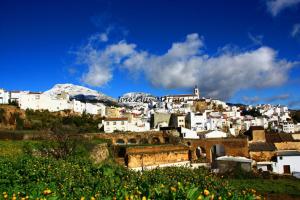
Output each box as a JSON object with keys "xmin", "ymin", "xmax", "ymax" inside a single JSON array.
[{"xmin": 0, "ymin": 155, "xmax": 260, "ymax": 200}]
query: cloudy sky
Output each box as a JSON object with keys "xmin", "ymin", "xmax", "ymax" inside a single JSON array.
[{"xmin": 0, "ymin": 0, "xmax": 300, "ymax": 108}]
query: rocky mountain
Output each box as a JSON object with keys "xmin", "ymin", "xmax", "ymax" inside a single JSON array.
[
  {"xmin": 119, "ymin": 92, "xmax": 158, "ymax": 104},
  {"xmin": 43, "ymin": 84, "xmax": 118, "ymax": 105}
]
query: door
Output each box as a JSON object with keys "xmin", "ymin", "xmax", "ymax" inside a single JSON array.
[{"xmin": 283, "ymin": 165, "xmax": 291, "ymax": 174}]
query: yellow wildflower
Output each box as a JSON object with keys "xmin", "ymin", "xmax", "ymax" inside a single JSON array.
[
  {"xmin": 170, "ymin": 186, "xmax": 177, "ymax": 192},
  {"xmin": 197, "ymin": 195, "xmax": 203, "ymax": 200},
  {"xmin": 43, "ymin": 188, "xmax": 52, "ymax": 195},
  {"xmin": 204, "ymin": 189, "xmax": 210, "ymax": 196}
]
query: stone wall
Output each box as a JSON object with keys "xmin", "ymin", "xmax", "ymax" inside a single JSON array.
[
  {"xmin": 250, "ymin": 151, "xmax": 275, "ymax": 162},
  {"xmin": 186, "ymin": 138, "xmax": 249, "ymax": 162},
  {"xmin": 275, "ymin": 141, "xmax": 300, "ymax": 150},
  {"xmin": 252, "ymin": 130, "xmax": 266, "ymax": 142},
  {"xmin": 126, "ymin": 145, "xmax": 189, "ymax": 168}
]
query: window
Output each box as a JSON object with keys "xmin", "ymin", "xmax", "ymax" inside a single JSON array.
[
  {"xmin": 279, "ymin": 156, "xmax": 283, "ymax": 160},
  {"xmin": 106, "ymin": 122, "xmax": 110, "ymax": 125},
  {"xmin": 113, "ymin": 122, "xmax": 116, "ymax": 125},
  {"xmin": 121, "ymin": 121, "xmax": 125, "ymax": 125}
]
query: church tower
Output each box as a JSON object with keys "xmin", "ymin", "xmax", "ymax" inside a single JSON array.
[{"xmin": 194, "ymin": 85, "xmax": 200, "ymax": 98}]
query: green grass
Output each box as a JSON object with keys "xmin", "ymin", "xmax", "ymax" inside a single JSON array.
[
  {"xmin": 0, "ymin": 140, "xmax": 24, "ymax": 157},
  {"xmin": 228, "ymin": 178, "xmax": 300, "ymax": 196},
  {"xmin": 1, "ymin": 140, "xmax": 300, "ymax": 199}
]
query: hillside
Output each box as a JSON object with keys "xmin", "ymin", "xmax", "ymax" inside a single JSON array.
[{"xmin": 0, "ymin": 105, "xmax": 25, "ymax": 130}]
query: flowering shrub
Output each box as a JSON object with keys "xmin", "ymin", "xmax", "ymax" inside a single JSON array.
[{"xmin": 0, "ymin": 155, "xmax": 260, "ymax": 200}]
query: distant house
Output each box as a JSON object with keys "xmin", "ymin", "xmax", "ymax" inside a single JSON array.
[
  {"xmin": 103, "ymin": 117, "xmax": 129, "ymax": 133},
  {"xmin": 169, "ymin": 113, "xmax": 186, "ymax": 128},
  {"xmin": 281, "ymin": 122, "xmax": 295, "ymax": 133},
  {"xmin": 161, "ymin": 86, "xmax": 200, "ymax": 103}
]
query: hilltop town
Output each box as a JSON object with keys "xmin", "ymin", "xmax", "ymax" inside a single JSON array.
[
  {"xmin": 1, "ymin": 83, "xmax": 300, "ymax": 178},
  {"xmin": 0, "ymin": 83, "xmax": 299, "ymax": 135}
]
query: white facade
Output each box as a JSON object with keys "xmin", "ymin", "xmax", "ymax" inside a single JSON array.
[
  {"xmin": 0, "ymin": 89, "xmax": 9, "ymax": 104},
  {"xmin": 205, "ymin": 130, "xmax": 227, "ymax": 138},
  {"xmin": 187, "ymin": 112, "xmax": 206, "ymax": 132},
  {"xmin": 103, "ymin": 118, "xmax": 129, "ymax": 133},
  {"xmin": 181, "ymin": 127, "xmax": 199, "ymax": 139},
  {"xmin": 19, "ymin": 93, "xmax": 71, "ymax": 112},
  {"xmin": 272, "ymin": 151, "xmax": 300, "ymax": 174},
  {"xmin": 85, "ymin": 103, "xmax": 106, "ymax": 115},
  {"xmin": 282, "ymin": 122, "xmax": 294, "ymax": 133},
  {"xmin": 10, "ymin": 91, "xmax": 26, "ymax": 103}
]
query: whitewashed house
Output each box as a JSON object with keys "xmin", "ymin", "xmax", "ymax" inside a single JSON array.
[
  {"xmin": 19, "ymin": 92, "xmax": 42, "ymax": 110},
  {"xmin": 19, "ymin": 93, "xmax": 71, "ymax": 112},
  {"xmin": 272, "ymin": 151, "xmax": 300, "ymax": 174},
  {"xmin": 0, "ymin": 89, "xmax": 9, "ymax": 104},
  {"xmin": 282, "ymin": 122, "xmax": 295, "ymax": 133},
  {"xmin": 10, "ymin": 91, "xmax": 28, "ymax": 103},
  {"xmin": 103, "ymin": 117, "xmax": 129, "ymax": 133},
  {"xmin": 181, "ymin": 127, "xmax": 199, "ymax": 139},
  {"xmin": 85, "ymin": 103, "xmax": 106, "ymax": 115}
]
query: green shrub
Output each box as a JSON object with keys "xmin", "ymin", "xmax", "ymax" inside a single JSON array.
[{"xmin": 0, "ymin": 154, "xmax": 260, "ymax": 200}]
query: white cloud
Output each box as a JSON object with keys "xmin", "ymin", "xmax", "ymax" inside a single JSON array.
[
  {"xmin": 266, "ymin": 0, "xmax": 300, "ymax": 16},
  {"xmin": 292, "ymin": 23, "xmax": 300, "ymax": 37},
  {"xmin": 76, "ymin": 37, "xmax": 136, "ymax": 86},
  {"xmin": 243, "ymin": 94, "xmax": 290, "ymax": 104},
  {"xmin": 76, "ymin": 33, "xmax": 295, "ymax": 100}
]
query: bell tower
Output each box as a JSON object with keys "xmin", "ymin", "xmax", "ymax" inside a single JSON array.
[{"xmin": 194, "ymin": 85, "xmax": 200, "ymax": 98}]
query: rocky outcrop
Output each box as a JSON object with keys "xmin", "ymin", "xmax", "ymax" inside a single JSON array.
[{"xmin": 90, "ymin": 143, "xmax": 110, "ymax": 164}]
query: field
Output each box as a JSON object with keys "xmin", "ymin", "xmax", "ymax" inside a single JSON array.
[{"xmin": 0, "ymin": 140, "xmax": 300, "ymax": 200}]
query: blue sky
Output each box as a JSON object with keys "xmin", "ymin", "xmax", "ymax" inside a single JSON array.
[{"xmin": 0, "ymin": 0, "xmax": 300, "ymax": 108}]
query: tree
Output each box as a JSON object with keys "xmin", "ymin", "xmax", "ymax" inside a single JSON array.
[{"xmin": 39, "ymin": 123, "xmax": 80, "ymax": 159}]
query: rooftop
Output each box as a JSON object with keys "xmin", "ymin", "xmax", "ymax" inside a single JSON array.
[
  {"xmin": 249, "ymin": 142, "xmax": 276, "ymax": 152},
  {"xmin": 277, "ymin": 151, "xmax": 300, "ymax": 156},
  {"xmin": 104, "ymin": 117, "xmax": 128, "ymax": 121}
]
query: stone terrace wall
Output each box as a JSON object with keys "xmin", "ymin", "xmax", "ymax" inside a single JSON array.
[{"xmin": 126, "ymin": 145, "xmax": 189, "ymax": 168}]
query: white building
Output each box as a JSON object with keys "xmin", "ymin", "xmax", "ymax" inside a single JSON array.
[
  {"xmin": 181, "ymin": 127, "xmax": 199, "ymax": 139},
  {"xmin": 204, "ymin": 130, "xmax": 227, "ymax": 138},
  {"xmin": 103, "ymin": 117, "xmax": 130, "ymax": 133},
  {"xmin": 186, "ymin": 112, "xmax": 207, "ymax": 132},
  {"xmin": 161, "ymin": 86, "xmax": 200, "ymax": 103},
  {"xmin": 272, "ymin": 151, "xmax": 300, "ymax": 174},
  {"xmin": 85, "ymin": 103, "xmax": 106, "ymax": 116},
  {"xmin": 0, "ymin": 89, "xmax": 9, "ymax": 104},
  {"xmin": 19, "ymin": 93, "xmax": 70, "ymax": 112},
  {"xmin": 9, "ymin": 91, "xmax": 27, "ymax": 103},
  {"xmin": 282, "ymin": 122, "xmax": 295, "ymax": 133}
]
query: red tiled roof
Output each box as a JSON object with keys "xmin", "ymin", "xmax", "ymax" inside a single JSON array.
[
  {"xmin": 105, "ymin": 117, "xmax": 128, "ymax": 121},
  {"xmin": 250, "ymin": 126, "xmax": 264, "ymax": 130}
]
